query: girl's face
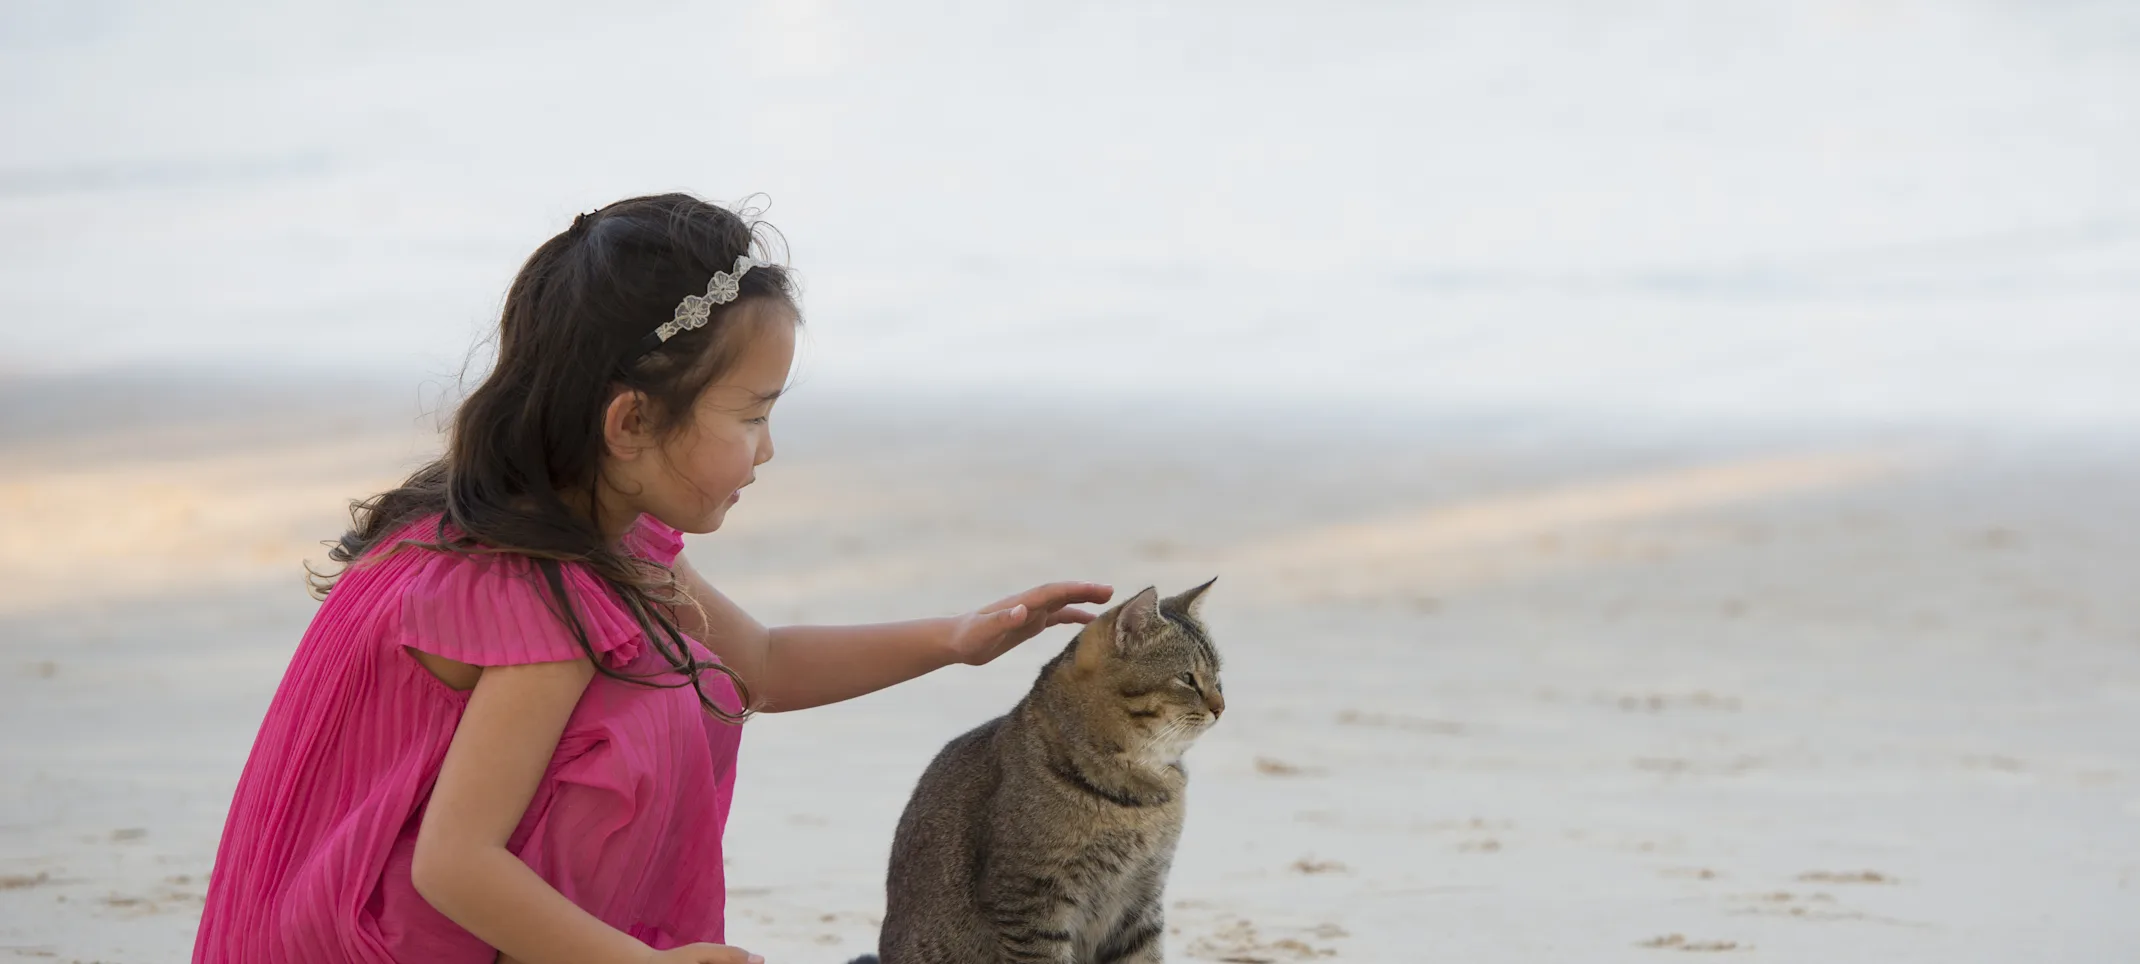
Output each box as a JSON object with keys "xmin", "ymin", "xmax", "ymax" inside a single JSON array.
[{"xmin": 603, "ymin": 302, "xmax": 797, "ymax": 536}]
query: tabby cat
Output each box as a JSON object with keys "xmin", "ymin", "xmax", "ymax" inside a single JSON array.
[{"xmin": 851, "ymin": 580, "xmax": 1225, "ymax": 964}]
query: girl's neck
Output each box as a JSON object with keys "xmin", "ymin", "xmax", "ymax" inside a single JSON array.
[{"xmin": 543, "ymin": 490, "xmax": 639, "ymax": 546}]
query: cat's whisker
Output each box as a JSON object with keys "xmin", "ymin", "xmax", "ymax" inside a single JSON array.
[{"xmin": 1139, "ymin": 718, "xmax": 1192, "ymax": 765}]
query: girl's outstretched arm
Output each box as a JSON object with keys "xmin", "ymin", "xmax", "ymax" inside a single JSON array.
[
  {"xmin": 670, "ymin": 553, "xmax": 1111, "ymax": 712},
  {"xmin": 410, "ymin": 659, "xmax": 759, "ymax": 964}
]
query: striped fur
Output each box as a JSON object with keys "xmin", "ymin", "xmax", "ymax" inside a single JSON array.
[{"xmin": 866, "ymin": 582, "xmax": 1223, "ymax": 964}]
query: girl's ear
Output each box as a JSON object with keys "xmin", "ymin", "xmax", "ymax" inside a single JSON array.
[{"xmin": 602, "ymin": 388, "xmax": 655, "ymax": 460}]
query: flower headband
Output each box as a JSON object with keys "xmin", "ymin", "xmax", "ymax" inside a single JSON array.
[{"xmin": 624, "ymin": 255, "xmax": 763, "ymax": 362}]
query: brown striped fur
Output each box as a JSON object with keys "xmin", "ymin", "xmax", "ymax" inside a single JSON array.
[{"xmin": 855, "ymin": 581, "xmax": 1224, "ymax": 964}]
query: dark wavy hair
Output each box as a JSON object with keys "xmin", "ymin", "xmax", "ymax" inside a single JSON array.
[{"xmin": 310, "ymin": 193, "xmax": 797, "ymax": 723}]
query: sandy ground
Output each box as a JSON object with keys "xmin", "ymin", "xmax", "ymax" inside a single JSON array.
[{"xmin": 1, "ymin": 376, "xmax": 2136, "ymax": 962}]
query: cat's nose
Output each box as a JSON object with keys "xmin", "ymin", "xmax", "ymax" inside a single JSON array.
[{"xmin": 1205, "ymin": 690, "xmax": 1226, "ymax": 719}]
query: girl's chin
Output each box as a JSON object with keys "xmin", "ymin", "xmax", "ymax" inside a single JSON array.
[
  {"xmin": 666, "ymin": 492, "xmax": 741, "ymax": 535},
  {"xmin": 647, "ymin": 507, "xmax": 722, "ymax": 537}
]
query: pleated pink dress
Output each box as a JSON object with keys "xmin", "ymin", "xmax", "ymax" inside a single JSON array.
[{"xmin": 193, "ymin": 514, "xmax": 743, "ymax": 963}]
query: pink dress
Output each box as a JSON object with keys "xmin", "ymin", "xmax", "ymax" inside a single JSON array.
[{"xmin": 193, "ymin": 514, "xmax": 743, "ymax": 963}]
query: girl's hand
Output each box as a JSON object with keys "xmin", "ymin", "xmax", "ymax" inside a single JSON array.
[
  {"xmin": 947, "ymin": 582, "xmax": 1114, "ymax": 666},
  {"xmin": 645, "ymin": 943, "xmax": 763, "ymax": 964}
]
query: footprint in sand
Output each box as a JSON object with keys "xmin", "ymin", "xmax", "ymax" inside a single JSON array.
[
  {"xmin": 1728, "ymin": 890, "xmax": 1923, "ymax": 928},
  {"xmin": 99, "ymin": 891, "xmax": 198, "ymax": 919},
  {"xmin": 1659, "ymin": 867, "xmax": 1721, "ymax": 880},
  {"xmin": 1729, "ymin": 890, "xmax": 1840, "ymax": 919},
  {"xmin": 1796, "ymin": 870, "xmax": 1896, "ymax": 884},
  {"xmin": 1, "ymin": 872, "xmax": 54, "ymax": 890},
  {"xmin": 1186, "ymin": 917, "xmax": 1341, "ymax": 962},
  {"xmin": 1637, "ymin": 933, "xmax": 1748, "ymax": 952},
  {"xmin": 1611, "ymin": 692, "xmax": 1743, "ymax": 713},
  {"xmin": 1254, "ymin": 757, "xmax": 1322, "ymax": 777}
]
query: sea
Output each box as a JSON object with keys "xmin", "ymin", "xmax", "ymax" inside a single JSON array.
[{"xmin": 3, "ymin": 0, "xmax": 2136, "ymax": 432}]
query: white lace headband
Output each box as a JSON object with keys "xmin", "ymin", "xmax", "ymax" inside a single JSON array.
[
  {"xmin": 625, "ymin": 255, "xmax": 763, "ymax": 361},
  {"xmin": 658, "ymin": 255, "xmax": 762, "ymax": 343}
]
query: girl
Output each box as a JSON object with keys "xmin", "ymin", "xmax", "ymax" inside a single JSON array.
[{"xmin": 191, "ymin": 193, "xmax": 1112, "ymax": 964}]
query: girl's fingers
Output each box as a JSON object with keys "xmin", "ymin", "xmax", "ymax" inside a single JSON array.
[
  {"xmin": 983, "ymin": 582, "xmax": 1109, "ymax": 619},
  {"xmin": 1022, "ymin": 582, "xmax": 1113, "ymax": 610},
  {"xmin": 1047, "ymin": 608, "xmax": 1098, "ymax": 626}
]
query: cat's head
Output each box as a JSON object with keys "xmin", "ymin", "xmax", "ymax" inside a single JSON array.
[{"xmin": 1065, "ymin": 579, "xmax": 1225, "ymax": 767}]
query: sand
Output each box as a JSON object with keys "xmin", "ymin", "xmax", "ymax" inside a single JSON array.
[{"xmin": 1, "ymin": 375, "xmax": 2136, "ymax": 962}]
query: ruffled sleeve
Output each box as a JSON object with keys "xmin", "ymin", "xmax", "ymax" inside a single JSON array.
[
  {"xmin": 623, "ymin": 513, "xmax": 686, "ymax": 567},
  {"xmin": 396, "ymin": 548, "xmax": 646, "ymax": 670}
]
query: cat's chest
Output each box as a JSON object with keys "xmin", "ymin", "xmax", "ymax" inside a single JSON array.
[
  {"xmin": 1070, "ymin": 854, "xmax": 1158, "ymax": 952},
  {"xmin": 1064, "ymin": 823, "xmax": 1174, "ymax": 948}
]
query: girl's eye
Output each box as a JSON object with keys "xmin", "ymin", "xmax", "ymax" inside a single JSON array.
[{"xmin": 745, "ymin": 416, "xmax": 770, "ymax": 425}]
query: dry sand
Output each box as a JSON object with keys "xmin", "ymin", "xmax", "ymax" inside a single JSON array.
[{"xmin": 1, "ymin": 375, "xmax": 2136, "ymax": 962}]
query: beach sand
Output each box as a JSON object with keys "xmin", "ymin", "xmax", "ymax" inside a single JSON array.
[{"xmin": 1, "ymin": 375, "xmax": 2136, "ymax": 962}]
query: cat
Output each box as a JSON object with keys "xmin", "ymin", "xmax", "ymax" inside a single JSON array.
[{"xmin": 849, "ymin": 580, "xmax": 1225, "ymax": 964}]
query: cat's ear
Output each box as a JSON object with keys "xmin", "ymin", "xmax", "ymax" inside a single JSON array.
[
  {"xmin": 1163, "ymin": 576, "xmax": 1217, "ymax": 620},
  {"xmin": 1076, "ymin": 586, "xmax": 1161, "ymax": 672},
  {"xmin": 1115, "ymin": 586, "xmax": 1165, "ymax": 642}
]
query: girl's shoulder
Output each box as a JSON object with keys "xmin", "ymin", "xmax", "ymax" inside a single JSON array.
[{"xmin": 360, "ymin": 513, "xmax": 686, "ymax": 671}]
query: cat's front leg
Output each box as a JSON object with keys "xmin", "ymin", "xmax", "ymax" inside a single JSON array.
[
  {"xmin": 1095, "ymin": 867, "xmax": 1168, "ymax": 964},
  {"xmin": 1094, "ymin": 910, "xmax": 1164, "ymax": 964},
  {"xmin": 979, "ymin": 868, "xmax": 1079, "ymax": 964}
]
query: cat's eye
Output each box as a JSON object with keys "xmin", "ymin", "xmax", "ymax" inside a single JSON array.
[{"xmin": 1177, "ymin": 672, "xmax": 1199, "ymax": 689}]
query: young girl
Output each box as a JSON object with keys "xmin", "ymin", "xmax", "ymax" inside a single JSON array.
[{"xmin": 191, "ymin": 193, "xmax": 1112, "ymax": 964}]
